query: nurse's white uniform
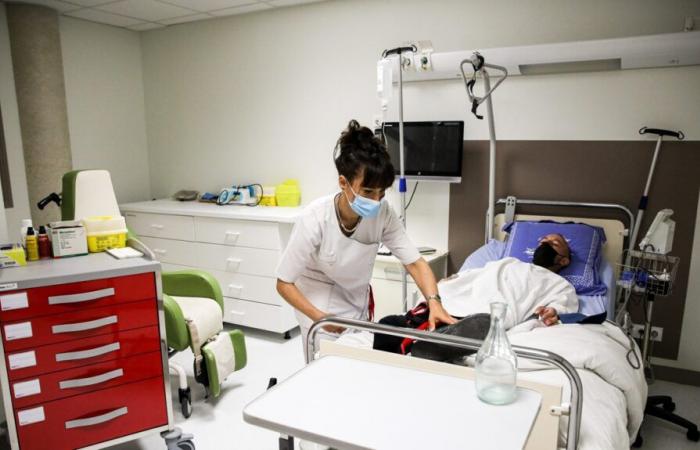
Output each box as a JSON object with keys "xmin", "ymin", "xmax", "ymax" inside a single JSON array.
[{"xmin": 276, "ymin": 194, "xmax": 420, "ymax": 348}]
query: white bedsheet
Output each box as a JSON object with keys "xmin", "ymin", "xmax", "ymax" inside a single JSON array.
[
  {"xmin": 439, "ymin": 258, "xmax": 579, "ymax": 328},
  {"xmin": 336, "ymin": 321, "xmax": 646, "ymax": 450}
]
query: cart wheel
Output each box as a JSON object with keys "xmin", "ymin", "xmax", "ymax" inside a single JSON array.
[
  {"xmin": 180, "ymin": 396, "xmax": 192, "ymax": 418},
  {"xmin": 178, "ymin": 387, "xmax": 192, "ymax": 418},
  {"xmin": 663, "ymin": 401, "xmax": 676, "ymax": 412},
  {"xmin": 687, "ymin": 428, "xmax": 699, "ymax": 442},
  {"xmin": 632, "ymin": 433, "xmax": 643, "ymax": 448},
  {"xmin": 283, "ymin": 331, "xmax": 291, "ymax": 340},
  {"xmin": 178, "ymin": 439, "xmax": 195, "ymax": 450}
]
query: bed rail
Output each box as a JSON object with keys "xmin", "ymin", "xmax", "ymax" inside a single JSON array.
[
  {"xmin": 307, "ymin": 317, "xmax": 583, "ymax": 450},
  {"xmin": 491, "ymin": 196, "xmax": 635, "ymax": 253}
]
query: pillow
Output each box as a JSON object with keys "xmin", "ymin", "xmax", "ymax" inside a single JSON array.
[
  {"xmin": 459, "ymin": 239, "xmax": 506, "ymax": 272},
  {"xmin": 502, "ymin": 220, "xmax": 607, "ymax": 295}
]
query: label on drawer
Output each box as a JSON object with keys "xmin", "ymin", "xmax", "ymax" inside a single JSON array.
[
  {"xmin": 18, "ymin": 406, "xmax": 45, "ymax": 426},
  {"xmin": 0, "ymin": 292, "xmax": 29, "ymax": 311},
  {"xmin": 13, "ymin": 379, "xmax": 41, "ymax": 399},
  {"xmin": 4, "ymin": 322, "xmax": 33, "ymax": 340},
  {"xmin": 8, "ymin": 350, "xmax": 37, "ymax": 370},
  {"xmin": 0, "ymin": 283, "xmax": 18, "ymax": 292}
]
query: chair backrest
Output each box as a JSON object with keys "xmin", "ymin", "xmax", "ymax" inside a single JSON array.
[{"xmin": 61, "ymin": 170, "xmax": 121, "ymax": 221}]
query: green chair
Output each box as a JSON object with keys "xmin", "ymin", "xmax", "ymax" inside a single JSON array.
[{"xmin": 60, "ymin": 170, "xmax": 247, "ymax": 417}]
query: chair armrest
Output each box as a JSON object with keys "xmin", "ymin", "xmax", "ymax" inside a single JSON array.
[
  {"xmin": 162, "ymin": 270, "xmax": 224, "ymax": 313},
  {"xmin": 163, "ymin": 294, "xmax": 189, "ymax": 351}
]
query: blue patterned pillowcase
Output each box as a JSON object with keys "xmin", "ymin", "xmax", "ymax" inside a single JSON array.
[{"xmin": 502, "ymin": 221, "xmax": 607, "ymax": 295}]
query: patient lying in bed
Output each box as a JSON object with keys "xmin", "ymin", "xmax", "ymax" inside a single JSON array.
[
  {"xmin": 439, "ymin": 233, "xmax": 578, "ymax": 329},
  {"xmin": 370, "ymin": 235, "xmax": 579, "ymax": 356}
]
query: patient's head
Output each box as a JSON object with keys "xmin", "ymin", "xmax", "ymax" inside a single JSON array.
[{"xmin": 533, "ymin": 233, "xmax": 571, "ymax": 273}]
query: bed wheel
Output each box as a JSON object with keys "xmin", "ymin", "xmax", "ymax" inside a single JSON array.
[
  {"xmin": 632, "ymin": 433, "xmax": 643, "ymax": 448},
  {"xmin": 687, "ymin": 428, "xmax": 700, "ymax": 441}
]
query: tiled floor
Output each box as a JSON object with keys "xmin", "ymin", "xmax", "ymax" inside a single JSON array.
[{"xmin": 2, "ymin": 326, "xmax": 698, "ymax": 449}]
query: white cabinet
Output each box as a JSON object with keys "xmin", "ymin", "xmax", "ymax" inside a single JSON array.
[
  {"xmin": 370, "ymin": 251, "xmax": 449, "ymax": 321},
  {"xmin": 121, "ymin": 200, "xmax": 301, "ymax": 337}
]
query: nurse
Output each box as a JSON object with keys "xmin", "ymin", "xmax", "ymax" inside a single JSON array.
[{"xmin": 276, "ymin": 120, "xmax": 456, "ymax": 351}]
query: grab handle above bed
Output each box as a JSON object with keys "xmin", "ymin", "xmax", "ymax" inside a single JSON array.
[{"xmin": 307, "ymin": 316, "xmax": 583, "ymax": 450}]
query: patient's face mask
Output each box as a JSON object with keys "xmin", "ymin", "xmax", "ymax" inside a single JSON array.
[
  {"xmin": 345, "ymin": 184, "xmax": 382, "ymax": 218},
  {"xmin": 532, "ymin": 242, "xmax": 559, "ymax": 269}
]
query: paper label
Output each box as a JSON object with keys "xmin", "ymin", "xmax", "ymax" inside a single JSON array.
[
  {"xmin": 4, "ymin": 322, "xmax": 33, "ymax": 341},
  {"xmin": 0, "ymin": 283, "xmax": 18, "ymax": 292},
  {"xmin": 0, "ymin": 292, "xmax": 29, "ymax": 311},
  {"xmin": 8, "ymin": 351, "xmax": 37, "ymax": 370},
  {"xmin": 18, "ymin": 406, "xmax": 45, "ymax": 426},
  {"xmin": 13, "ymin": 379, "xmax": 41, "ymax": 399}
]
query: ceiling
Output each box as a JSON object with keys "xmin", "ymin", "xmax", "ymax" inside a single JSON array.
[{"xmin": 2, "ymin": 0, "xmax": 325, "ymax": 31}]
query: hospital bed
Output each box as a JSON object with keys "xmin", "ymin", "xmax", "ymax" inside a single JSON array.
[{"xmin": 246, "ymin": 198, "xmax": 647, "ymax": 449}]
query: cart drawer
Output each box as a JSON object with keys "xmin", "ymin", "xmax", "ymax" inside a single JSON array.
[
  {"xmin": 15, "ymin": 376, "xmax": 167, "ymax": 450},
  {"xmin": 0, "ymin": 272, "xmax": 156, "ymax": 323},
  {"xmin": 5, "ymin": 325, "xmax": 162, "ymax": 381},
  {"xmin": 11, "ymin": 350, "xmax": 163, "ymax": 409},
  {"xmin": 2, "ymin": 299, "xmax": 158, "ymax": 352}
]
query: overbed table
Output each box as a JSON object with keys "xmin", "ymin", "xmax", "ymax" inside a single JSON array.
[{"xmin": 244, "ymin": 355, "xmax": 541, "ymax": 450}]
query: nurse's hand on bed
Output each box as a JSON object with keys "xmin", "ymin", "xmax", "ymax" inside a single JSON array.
[
  {"xmin": 427, "ymin": 299, "xmax": 458, "ymax": 331},
  {"xmin": 534, "ymin": 306, "xmax": 560, "ymax": 326}
]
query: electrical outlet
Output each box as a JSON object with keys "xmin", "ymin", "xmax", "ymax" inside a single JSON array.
[{"xmin": 631, "ymin": 323, "xmax": 663, "ymax": 342}]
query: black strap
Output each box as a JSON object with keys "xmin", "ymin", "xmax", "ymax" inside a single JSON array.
[
  {"xmin": 639, "ymin": 127, "xmax": 684, "ymax": 140},
  {"xmin": 466, "ymin": 79, "xmax": 483, "ymax": 120}
]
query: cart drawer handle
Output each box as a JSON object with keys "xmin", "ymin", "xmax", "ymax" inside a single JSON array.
[
  {"xmin": 48, "ymin": 288, "xmax": 115, "ymax": 305},
  {"xmin": 60, "ymin": 368, "xmax": 124, "ymax": 390},
  {"xmin": 65, "ymin": 406, "xmax": 128, "ymax": 429},
  {"xmin": 150, "ymin": 224, "xmax": 164, "ymax": 230},
  {"xmin": 52, "ymin": 315, "xmax": 117, "ymax": 334},
  {"xmin": 55, "ymin": 342, "xmax": 120, "ymax": 362},
  {"xmin": 225, "ymin": 231, "xmax": 240, "ymax": 238}
]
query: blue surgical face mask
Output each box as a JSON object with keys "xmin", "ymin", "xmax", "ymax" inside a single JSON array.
[{"xmin": 344, "ymin": 184, "xmax": 382, "ymax": 218}]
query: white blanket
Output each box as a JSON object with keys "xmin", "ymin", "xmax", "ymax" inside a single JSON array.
[
  {"xmin": 439, "ymin": 257, "xmax": 579, "ymax": 328},
  {"xmin": 510, "ymin": 322, "xmax": 647, "ymax": 449}
]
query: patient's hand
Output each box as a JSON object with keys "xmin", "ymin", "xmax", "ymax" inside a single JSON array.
[{"xmin": 535, "ymin": 306, "xmax": 560, "ymax": 326}]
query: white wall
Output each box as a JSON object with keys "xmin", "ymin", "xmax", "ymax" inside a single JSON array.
[
  {"xmin": 60, "ymin": 17, "xmax": 151, "ymax": 204},
  {"xmin": 140, "ymin": 0, "xmax": 700, "ymax": 251},
  {"xmin": 1, "ymin": 9, "xmax": 150, "ymax": 241},
  {"xmin": 0, "ymin": 3, "xmax": 32, "ymax": 242}
]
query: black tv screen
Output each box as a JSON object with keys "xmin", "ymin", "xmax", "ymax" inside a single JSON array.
[{"xmin": 379, "ymin": 121, "xmax": 464, "ymax": 182}]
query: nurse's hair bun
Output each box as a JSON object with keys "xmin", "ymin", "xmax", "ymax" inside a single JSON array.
[{"xmin": 334, "ymin": 120, "xmax": 394, "ymax": 189}]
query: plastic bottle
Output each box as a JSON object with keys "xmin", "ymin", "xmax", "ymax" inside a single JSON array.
[
  {"xmin": 25, "ymin": 227, "xmax": 39, "ymax": 261},
  {"xmin": 38, "ymin": 226, "xmax": 51, "ymax": 259},
  {"xmin": 475, "ymin": 302, "xmax": 518, "ymax": 405},
  {"xmin": 20, "ymin": 219, "xmax": 33, "ymax": 245}
]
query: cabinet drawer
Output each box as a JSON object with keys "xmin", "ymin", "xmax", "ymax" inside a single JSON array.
[
  {"xmin": 11, "ymin": 350, "xmax": 163, "ymax": 409},
  {"xmin": 195, "ymin": 217, "xmax": 281, "ymax": 250},
  {"xmin": 2, "ymin": 299, "xmax": 158, "ymax": 352},
  {"xmin": 223, "ymin": 297, "xmax": 295, "ymax": 333},
  {"xmin": 162, "ymin": 263, "xmax": 281, "ymax": 306},
  {"xmin": 124, "ymin": 212, "xmax": 194, "ymax": 241},
  {"xmin": 0, "ymin": 273, "xmax": 156, "ymax": 323},
  {"xmin": 142, "ymin": 237, "xmax": 279, "ymax": 277},
  {"xmin": 15, "ymin": 376, "xmax": 167, "ymax": 450},
  {"xmin": 5, "ymin": 326, "xmax": 161, "ymax": 381}
]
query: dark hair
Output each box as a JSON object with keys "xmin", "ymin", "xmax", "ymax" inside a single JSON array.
[{"xmin": 334, "ymin": 120, "xmax": 395, "ymax": 189}]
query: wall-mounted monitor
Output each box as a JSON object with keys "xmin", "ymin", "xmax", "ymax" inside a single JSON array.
[{"xmin": 379, "ymin": 121, "xmax": 464, "ymax": 183}]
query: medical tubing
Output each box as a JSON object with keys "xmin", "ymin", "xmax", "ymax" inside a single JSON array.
[{"xmin": 307, "ymin": 316, "xmax": 583, "ymax": 450}]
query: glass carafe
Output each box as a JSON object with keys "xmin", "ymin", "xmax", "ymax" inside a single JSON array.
[{"xmin": 475, "ymin": 302, "xmax": 518, "ymax": 405}]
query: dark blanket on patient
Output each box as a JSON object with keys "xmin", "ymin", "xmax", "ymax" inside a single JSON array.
[{"xmin": 373, "ymin": 307, "xmax": 491, "ymax": 363}]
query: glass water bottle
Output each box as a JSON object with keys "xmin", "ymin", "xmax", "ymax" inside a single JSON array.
[{"xmin": 475, "ymin": 302, "xmax": 518, "ymax": 405}]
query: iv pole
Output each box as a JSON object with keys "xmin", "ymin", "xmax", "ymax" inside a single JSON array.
[
  {"xmin": 460, "ymin": 53, "xmax": 508, "ymax": 240},
  {"xmin": 380, "ymin": 45, "xmax": 416, "ymax": 312}
]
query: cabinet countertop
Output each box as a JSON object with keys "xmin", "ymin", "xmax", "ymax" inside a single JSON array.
[{"xmin": 120, "ymin": 199, "xmax": 303, "ymax": 223}]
